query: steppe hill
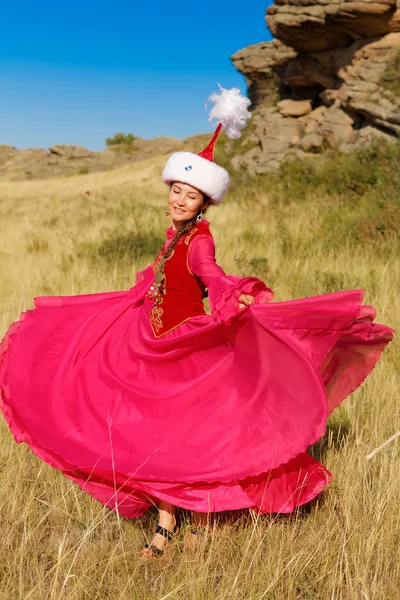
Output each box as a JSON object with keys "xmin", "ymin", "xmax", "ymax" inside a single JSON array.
[{"xmin": 1, "ymin": 0, "xmax": 399, "ymax": 181}]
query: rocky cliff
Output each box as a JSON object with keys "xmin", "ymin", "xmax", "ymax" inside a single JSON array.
[{"xmin": 231, "ymin": 0, "xmax": 400, "ymax": 173}]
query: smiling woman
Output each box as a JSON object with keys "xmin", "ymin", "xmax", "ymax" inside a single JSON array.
[
  {"xmin": 168, "ymin": 181, "xmax": 209, "ymax": 223},
  {"xmin": 0, "ymin": 87, "xmax": 394, "ymax": 561}
]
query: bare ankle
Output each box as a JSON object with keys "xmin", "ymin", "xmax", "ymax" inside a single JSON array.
[{"xmin": 192, "ymin": 511, "xmax": 209, "ymax": 527}]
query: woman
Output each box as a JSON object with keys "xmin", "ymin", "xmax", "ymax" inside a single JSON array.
[
  {"xmin": 0, "ymin": 88, "xmax": 394, "ymax": 558},
  {"xmin": 141, "ymin": 177, "xmax": 261, "ymax": 556}
]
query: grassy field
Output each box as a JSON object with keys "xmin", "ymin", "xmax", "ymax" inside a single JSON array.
[{"xmin": 0, "ymin": 141, "xmax": 399, "ymax": 599}]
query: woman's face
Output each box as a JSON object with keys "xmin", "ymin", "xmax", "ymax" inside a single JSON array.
[{"xmin": 168, "ymin": 182, "xmax": 209, "ymax": 228}]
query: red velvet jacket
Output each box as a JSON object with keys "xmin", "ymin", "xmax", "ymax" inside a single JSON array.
[{"xmin": 148, "ymin": 221, "xmax": 213, "ymax": 337}]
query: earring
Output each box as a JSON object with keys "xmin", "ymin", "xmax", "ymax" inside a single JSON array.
[
  {"xmin": 195, "ymin": 211, "xmax": 203, "ymax": 224},
  {"xmin": 165, "ymin": 210, "xmax": 170, "ymax": 216}
]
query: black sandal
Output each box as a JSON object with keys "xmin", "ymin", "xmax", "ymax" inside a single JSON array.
[{"xmin": 142, "ymin": 524, "xmax": 176, "ymax": 557}]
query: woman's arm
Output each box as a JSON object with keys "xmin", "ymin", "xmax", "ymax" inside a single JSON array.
[
  {"xmin": 188, "ymin": 235, "xmax": 273, "ymax": 324},
  {"xmin": 188, "ymin": 236, "xmax": 256, "ymax": 307},
  {"xmin": 188, "ymin": 235, "xmax": 225, "ymax": 286}
]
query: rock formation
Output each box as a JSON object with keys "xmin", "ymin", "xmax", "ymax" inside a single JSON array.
[
  {"xmin": 0, "ymin": 135, "xmax": 211, "ymax": 181},
  {"xmin": 231, "ymin": 0, "xmax": 400, "ymax": 173}
]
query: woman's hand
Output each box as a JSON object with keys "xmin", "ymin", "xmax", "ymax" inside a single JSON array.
[{"xmin": 238, "ymin": 293, "xmax": 256, "ymax": 310}]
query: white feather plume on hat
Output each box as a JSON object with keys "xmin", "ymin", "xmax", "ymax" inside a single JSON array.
[{"xmin": 207, "ymin": 85, "xmax": 251, "ymax": 140}]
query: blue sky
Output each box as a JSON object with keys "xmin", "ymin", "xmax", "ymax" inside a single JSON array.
[{"xmin": 0, "ymin": 1, "xmax": 273, "ymax": 150}]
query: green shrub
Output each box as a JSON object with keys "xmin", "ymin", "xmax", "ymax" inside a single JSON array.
[
  {"xmin": 381, "ymin": 49, "xmax": 400, "ymax": 96},
  {"xmin": 259, "ymin": 138, "xmax": 400, "ymax": 251},
  {"xmin": 105, "ymin": 132, "xmax": 137, "ymax": 146}
]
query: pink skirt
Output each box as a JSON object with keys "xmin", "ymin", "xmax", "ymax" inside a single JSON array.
[{"xmin": 0, "ymin": 287, "xmax": 393, "ymax": 517}]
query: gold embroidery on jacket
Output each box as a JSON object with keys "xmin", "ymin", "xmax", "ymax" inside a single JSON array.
[
  {"xmin": 149, "ymin": 303, "xmax": 164, "ymax": 333},
  {"xmin": 184, "ymin": 228, "xmax": 198, "ymax": 245},
  {"xmin": 149, "ymin": 248, "xmax": 175, "ymax": 332}
]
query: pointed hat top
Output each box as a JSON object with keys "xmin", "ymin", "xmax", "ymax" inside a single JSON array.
[{"xmin": 197, "ymin": 123, "xmax": 223, "ymax": 162}]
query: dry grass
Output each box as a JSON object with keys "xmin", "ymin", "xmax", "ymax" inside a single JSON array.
[{"xmin": 0, "ymin": 148, "xmax": 399, "ymax": 599}]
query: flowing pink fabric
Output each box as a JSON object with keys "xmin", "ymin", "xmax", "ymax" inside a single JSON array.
[{"xmin": 0, "ymin": 225, "xmax": 394, "ymax": 517}]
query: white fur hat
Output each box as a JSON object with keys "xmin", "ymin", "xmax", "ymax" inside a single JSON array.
[
  {"xmin": 162, "ymin": 86, "xmax": 251, "ymax": 205},
  {"xmin": 162, "ymin": 126, "xmax": 229, "ymax": 205}
]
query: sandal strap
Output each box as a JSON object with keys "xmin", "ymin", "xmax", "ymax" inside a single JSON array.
[
  {"xmin": 155, "ymin": 524, "xmax": 174, "ymax": 540},
  {"xmin": 143, "ymin": 543, "xmax": 163, "ymax": 557}
]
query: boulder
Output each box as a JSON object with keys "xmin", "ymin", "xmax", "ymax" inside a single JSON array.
[
  {"xmin": 50, "ymin": 145, "xmax": 94, "ymax": 158},
  {"xmin": 319, "ymin": 89, "xmax": 341, "ymax": 106},
  {"xmin": 231, "ymin": 40, "xmax": 297, "ymax": 107},
  {"xmin": 322, "ymin": 106, "xmax": 356, "ymax": 145},
  {"xmin": 266, "ymin": 0, "xmax": 400, "ymax": 52},
  {"xmin": 277, "ymin": 99, "xmax": 313, "ymax": 117},
  {"xmin": 300, "ymin": 133, "xmax": 324, "ymax": 152},
  {"xmin": 306, "ymin": 106, "xmax": 328, "ymax": 124},
  {"xmin": 353, "ymin": 122, "xmax": 397, "ymax": 146},
  {"xmin": 339, "ymin": 33, "xmax": 400, "ymax": 132}
]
